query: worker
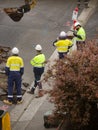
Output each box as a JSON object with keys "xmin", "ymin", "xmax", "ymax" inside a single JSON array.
[
  {"xmin": 3, "ymin": 47, "xmax": 24, "ymax": 105},
  {"xmin": 73, "ymin": 22, "xmax": 86, "ymax": 51},
  {"xmin": 53, "ymin": 31, "xmax": 73, "ymax": 59},
  {"xmin": 77, "ymin": 0, "xmax": 89, "ymax": 8},
  {"xmin": 28, "ymin": 44, "xmax": 46, "ymax": 97}
]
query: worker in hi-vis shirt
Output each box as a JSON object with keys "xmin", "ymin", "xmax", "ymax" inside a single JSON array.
[{"xmin": 3, "ymin": 47, "xmax": 24, "ymax": 105}]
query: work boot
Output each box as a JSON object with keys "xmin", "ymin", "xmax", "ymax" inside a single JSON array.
[
  {"xmin": 3, "ymin": 99, "xmax": 13, "ymax": 105},
  {"xmin": 35, "ymin": 89, "xmax": 44, "ymax": 98},
  {"xmin": 27, "ymin": 88, "xmax": 35, "ymax": 94},
  {"xmin": 17, "ymin": 99, "xmax": 23, "ymax": 104}
]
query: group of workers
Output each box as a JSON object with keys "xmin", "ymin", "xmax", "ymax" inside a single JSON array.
[
  {"xmin": 3, "ymin": 44, "xmax": 46, "ymax": 105},
  {"xmin": 3, "ymin": 20, "xmax": 86, "ymax": 105},
  {"xmin": 53, "ymin": 21, "xmax": 86, "ymax": 59}
]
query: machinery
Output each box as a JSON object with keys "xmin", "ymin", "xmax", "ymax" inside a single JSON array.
[{"xmin": 2, "ymin": 0, "xmax": 37, "ymax": 22}]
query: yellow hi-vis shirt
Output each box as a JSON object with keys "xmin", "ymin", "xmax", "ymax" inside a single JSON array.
[
  {"xmin": 6, "ymin": 56, "xmax": 24, "ymax": 71},
  {"xmin": 76, "ymin": 27, "xmax": 86, "ymax": 41},
  {"xmin": 54, "ymin": 39, "xmax": 73, "ymax": 53},
  {"xmin": 30, "ymin": 54, "xmax": 45, "ymax": 67}
]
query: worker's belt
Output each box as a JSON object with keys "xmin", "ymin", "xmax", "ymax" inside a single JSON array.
[{"xmin": 34, "ymin": 66, "xmax": 44, "ymax": 68}]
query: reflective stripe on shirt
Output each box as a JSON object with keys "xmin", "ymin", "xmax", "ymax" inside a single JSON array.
[
  {"xmin": 6, "ymin": 56, "xmax": 24, "ymax": 71},
  {"xmin": 54, "ymin": 39, "xmax": 73, "ymax": 52}
]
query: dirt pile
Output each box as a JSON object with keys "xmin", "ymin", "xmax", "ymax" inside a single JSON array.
[{"xmin": 0, "ymin": 46, "xmax": 11, "ymax": 97}]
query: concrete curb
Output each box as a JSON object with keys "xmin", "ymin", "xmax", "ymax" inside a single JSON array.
[
  {"xmin": 10, "ymin": 0, "xmax": 97, "ymax": 129},
  {"xmin": 78, "ymin": 0, "xmax": 98, "ymax": 26},
  {"xmin": 12, "ymin": 95, "xmax": 48, "ymax": 130}
]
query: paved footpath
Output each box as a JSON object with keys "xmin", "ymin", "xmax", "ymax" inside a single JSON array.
[{"xmin": 0, "ymin": 0, "xmax": 98, "ymax": 130}]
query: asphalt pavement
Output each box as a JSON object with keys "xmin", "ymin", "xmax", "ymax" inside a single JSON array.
[
  {"xmin": 85, "ymin": 4, "xmax": 98, "ymax": 40},
  {"xmin": 0, "ymin": 0, "xmax": 98, "ymax": 130},
  {"xmin": 0, "ymin": 0, "xmax": 80, "ymax": 84}
]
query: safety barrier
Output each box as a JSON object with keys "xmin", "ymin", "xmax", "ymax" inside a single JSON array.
[{"xmin": 0, "ymin": 110, "xmax": 11, "ymax": 130}]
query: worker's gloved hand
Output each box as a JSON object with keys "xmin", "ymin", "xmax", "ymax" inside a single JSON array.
[
  {"xmin": 20, "ymin": 68, "xmax": 24, "ymax": 76},
  {"xmin": 53, "ymin": 37, "xmax": 59, "ymax": 46},
  {"xmin": 73, "ymin": 31, "xmax": 77, "ymax": 37},
  {"xmin": 5, "ymin": 67, "xmax": 9, "ymax": 76}
]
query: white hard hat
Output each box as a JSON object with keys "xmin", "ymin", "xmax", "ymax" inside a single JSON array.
[
  {"xmin": 59, "ymin": 31, "xmax": 67, "ymax": 37},
  {"xmin": 35, "ymin": 44, "xmax": 42, "ymax": 51},
  {"xmin": 74, "ymin": 22, "xmax": 81, "ymax": 27},
  {"xmin": 12, "ymin": 47, "xmax": 19, "ymax": 54}
]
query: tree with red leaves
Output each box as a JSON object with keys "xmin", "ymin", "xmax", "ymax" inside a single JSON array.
[{"xmin": 44, "ymin": 40, "xmax": 98, "ymax": 130}]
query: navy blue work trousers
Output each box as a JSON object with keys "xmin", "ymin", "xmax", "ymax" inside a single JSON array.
[
  {"xmin": 58, "ymin": 52, "xmax": 68, "ymax": 59},
  {"xmin": 33, "ymin": 67, "xmax": 44, "ymax": 89},
  {"xmin": 7, "ymin": 71, "xmax": 22, "ymax": 101}
]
